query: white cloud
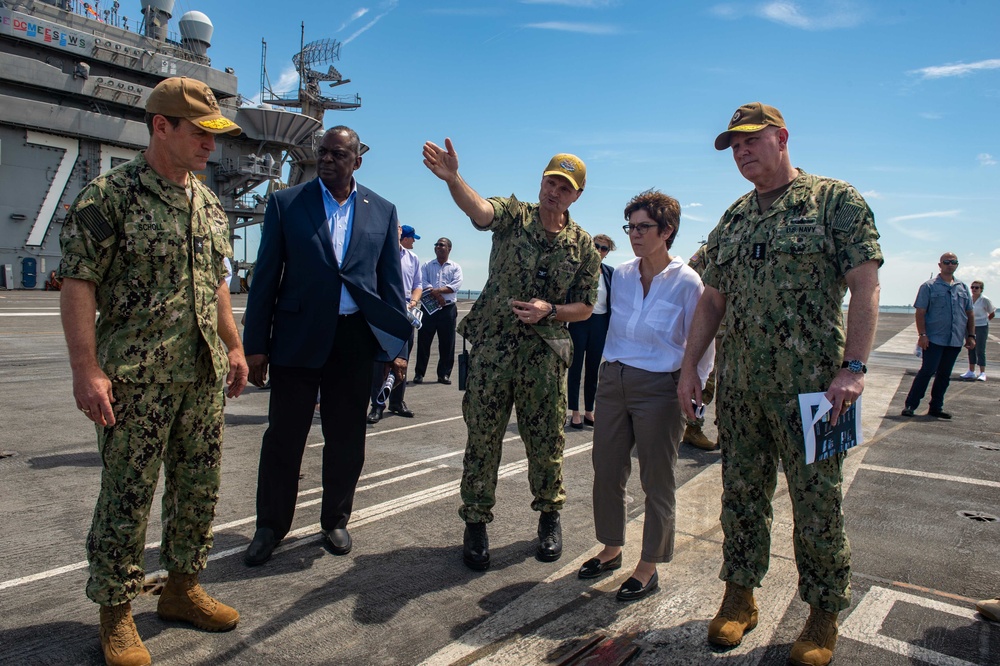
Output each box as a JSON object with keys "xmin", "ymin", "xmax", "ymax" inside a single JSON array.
[
  {"xmin": 525, "ymin": 21, "xmax": 621, "ymax": 34},
  {"xmin": 710, "ymin": 2, "xmax": 863, "ymax": 30},
  {"xmin": 978, "ymin": 153, "xmax": 997, "ymax": 167},
  {"xmin": 919, "ymin": 111, "xmax": 943, "ymax": 120},
  {"xmin": 886, "ymin": 210, "xmax": 961, "ymax": 241},
  {"xmin": 684, "ymin": 202, "xmax": 703, "ymax": 208},
  {"xmin": 343, "ymin": 0, "xmax": 398, "ymax": 45},
  {"xmin": 887, "ymin": 210, "xmax": 961, "ymax": 224},
  {"xmin": 861, "ymin": 190, "xmax": 882, "ymax": 199},
  {"xmin": 910, "ymin": 58, "xmax": 1000, "ymax": 80}
]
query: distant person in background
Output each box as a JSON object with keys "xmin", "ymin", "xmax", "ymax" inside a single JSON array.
[
  {"xmin": 580, "ymin": 190, "xmax": 713, "ymax": 602},
  {"xmin": 368, "ymin": 224, "xmax": 423, "ymax": 423},
  {"xmin": 959, "ymin": 280, "xmax": 994, "ymax": 382},
  {"xmin": 683, "ymin": 243, "xmax": 720, "ymax": 451},
  {"xmin": 44, "ymin": 270, "xmax": 62, "ymax": 291},
  {"xmin": 413, "ymin": 237, "xmax": 462, "ymax": 385},
  {"xmin": 422, "ymin": 138, "xmax": 600, "ymax": 571},
  {"xmin": 901, "ymin": 252, "xmax": 975, "ymax": 418},
  {"xmin": 567, "ymin": 233, "xmax": 616, "ymax": 429}
]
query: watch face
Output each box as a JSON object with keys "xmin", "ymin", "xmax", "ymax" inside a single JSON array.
[{"xmin": 848, "ymin": 360, "xmax": 865, "ymax": 373}]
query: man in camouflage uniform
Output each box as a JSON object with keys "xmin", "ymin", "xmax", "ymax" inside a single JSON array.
[
  {"xmin": 423, "ymin": 138, "xmax": 600, "ymax": 571},
  {"xmin": 678, "ymin": 103, "xmax": 882, "ymax": 666},
  {"xmin": 59, "ymin": 77, "xmax": 248, "ymax": 666},
  {"xmin": 683, "ymin": 243, "xmax": 720, "ymax": 451}
]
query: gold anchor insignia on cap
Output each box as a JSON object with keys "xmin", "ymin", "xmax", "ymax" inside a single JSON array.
[{"xmin": 559, "ymin": 160, "xmax": 576, "ymax": 172}]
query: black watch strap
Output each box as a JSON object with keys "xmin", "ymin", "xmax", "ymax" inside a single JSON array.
[{"xmin": 841, "ymin": 359, "xmax": 868, "ymax": 374}]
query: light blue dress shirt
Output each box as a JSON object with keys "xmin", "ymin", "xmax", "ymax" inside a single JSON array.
[{"xmin": 319, "ymin": 178, "xmax": 359, "ymax": 314}]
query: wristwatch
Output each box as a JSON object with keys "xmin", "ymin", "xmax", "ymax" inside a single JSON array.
[
  {"xmin": 841, "ymin": 359, "xmax": 867, "ymax": 374},
  {"xmin": 546, "ymin": 303, "xmax": 558, "ymax": 319}
]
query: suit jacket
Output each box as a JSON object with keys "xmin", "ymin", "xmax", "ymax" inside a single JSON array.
[{"xmin": 244, "ymin": 178, "xmax": 411, "ymax": 367}]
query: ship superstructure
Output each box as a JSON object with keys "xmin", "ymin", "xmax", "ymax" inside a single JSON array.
[{"xmin": 0, "ymin": 0, "xmax": 358, "ymax": 288}]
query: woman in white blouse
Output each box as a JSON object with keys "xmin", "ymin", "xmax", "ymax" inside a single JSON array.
[{"xmin": 578, "ymin": 189, "xmax": 714, "ymax": 601}]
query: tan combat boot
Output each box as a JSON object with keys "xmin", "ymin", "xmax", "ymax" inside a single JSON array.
[
  {"xmin": 707, "ymin": 582, "xmax": 758, "ymax": 646},
  {"xmin": 156, "ymin": 572, "xmax": 240, "ymax": 632},
  {"xmin": 683, "ymin": 423, "xmax": 718, "ymax": 451},
  {"xmin": 789, "ymin": 606, "xmax": 839, "ymax": 666},
  {"xmin": 99, "ymin": 602, "xmax": 151, "ymax": 666}
]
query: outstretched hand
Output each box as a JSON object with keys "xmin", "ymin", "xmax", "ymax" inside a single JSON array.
[{"xmin": 422, "ymin": 138, "xmax": 459, "ymax": 182}]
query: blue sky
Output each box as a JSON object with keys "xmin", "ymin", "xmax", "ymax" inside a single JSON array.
[{"xmin": 185, "ymin": 0, "xmax": 999, "ymax": 305}]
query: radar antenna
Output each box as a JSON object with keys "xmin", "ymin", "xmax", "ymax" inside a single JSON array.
[{"xmin": 260, "ymin": 23, "xmax": 361, "ymax": 124}]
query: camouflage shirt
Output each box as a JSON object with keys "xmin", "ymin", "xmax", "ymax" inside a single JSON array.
[
  {"xmin": 58, "ymin": 153, "xmax": 231, "ymax": 383},
  {"xmin": 458, "ymin": 195, "xmax": 601, "ymax": 363},
  {"xmin": 702, "ymin": 169, "xmax": 883, "ymax": 394}
]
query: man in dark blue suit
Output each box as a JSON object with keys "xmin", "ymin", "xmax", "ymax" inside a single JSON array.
[{"xmin": 242, "ymin": 126, "xmax": 411, "ymax": 565}]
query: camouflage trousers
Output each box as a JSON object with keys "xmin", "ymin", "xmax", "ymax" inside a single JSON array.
[
  {"xmin": 459, "ymin": 332, "xmax": 567, "ymax": 523},
  {"xmin": 716, "ymin": 387, "xmax": 851, "ymax": 613},
  {"xmin": 86, "ymin": 377, "xmax": 225, "ymax": 606}
]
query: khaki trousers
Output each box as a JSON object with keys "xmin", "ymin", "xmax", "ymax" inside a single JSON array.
[{"xmin": 592, "ymin": 361, "xmax": 684, "ymax": 562}]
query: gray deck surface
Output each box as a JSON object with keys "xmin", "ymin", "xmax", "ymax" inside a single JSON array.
[{"xmin": 1, "ymin": 291, "xmax": 997, "ymax": 665}]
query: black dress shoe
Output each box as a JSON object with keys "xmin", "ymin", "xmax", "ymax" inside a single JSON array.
[
  {"xmin": 244, "ymin": 528, "xmax": 279, "ymax": 566},
  {"xmin": 536, "ymin": 511, "xmax": 562, "ymax": 562},
  {"xmin": 323, "ymin": 528, "xmax": 352, "ymax": 555},
  {"xmin": 388, "ymin": 402, "xmax": 414, "ymax": 418},
  {"xmin": 438, "ymin": 376, "xmax": 452, "ymax": 385},
  {"xmin": 367, "ymin": 405, "xmax": 384, "ymax": 424},
  {"xmin": 616, "ymin": 570, "xmax": 659, "ymax": 601},
  {"xmin": 578, "ymin": 552, "xmax": 623, "ymax": 579},
  {"xmin": 928, "ymin": 409, "xmax": 952, "ymax": 419},
  {"xmin": 583, "ymin": 417, "xmax": 595, "ymax": 427},
  {"xmin": 463, "ymin": 522, "xmax": 490, "ymax": 571},
  {"xmin": 900, "ymin": 407, "xmax": 915, "ymax": 417},
  {"xmin": 568, "ymin": 419, "xmax": 583, "ymax": 430},
  {"xmin": 412, "ymin": 375, "xmax": 424, "ymax": 384}
]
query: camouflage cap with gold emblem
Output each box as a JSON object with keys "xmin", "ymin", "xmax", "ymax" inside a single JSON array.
[
  {"xmin": 146, "ymin": 76, "xmax": 242, "ymax": 136},
  {"xmin": 714, "ymin": 102, "xmax": 785, "ymax": 150},
  {"xmin": 543, "ymin": 153, "xmax": 586, "ymax": 191}
]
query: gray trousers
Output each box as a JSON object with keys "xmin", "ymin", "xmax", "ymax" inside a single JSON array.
[{"xmin": 591, "ymin": 361, "xmax": 684, "ymax": 563}]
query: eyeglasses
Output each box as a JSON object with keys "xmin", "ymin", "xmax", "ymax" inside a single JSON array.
[
  {"xmin": 971, "ymin": 285, "xmax": 982, "ymax": 290},
  {"xmin": 434, "ymin": 243, "xmax": 448, "ymax": 248},
  {"xmin": 622, "ymin": 223, "xmax": 658, "ymax": 236},
  {"xmin": 595, "ymin": 244, "xmax": 610, "ymax": 252},
  {"xmin": 941, "ymin": 260, "xmax": 959, "ymax": 265}
]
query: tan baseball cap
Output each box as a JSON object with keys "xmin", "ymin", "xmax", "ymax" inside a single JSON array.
[
  {"xmin": 714, "ymin": 102, "xmax": 785, "ymax": 150},
  {"xmin": 146, "ymin": 77, "xmax": 242, "ymax": 136},
  {"xmin": 543, "ymin": 153, "xmax": 586, "ymax": 190}
]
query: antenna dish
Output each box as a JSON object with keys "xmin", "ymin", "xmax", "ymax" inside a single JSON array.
[{"xmin": 293, "ymin": 38, "xmax": 342, "ymax": 69}]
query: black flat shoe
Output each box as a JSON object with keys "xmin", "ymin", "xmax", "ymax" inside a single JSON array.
[
  {"xmin": 583, "ymin": 417, "xmax": 595, "ymax": 427},
  {"xmin": 928, "ymin": 409, "xmax": 952, "ymax": 419},
  {"xmin": 568, "ymin": 420, "xmax": 583, "ymax": 430},
  {"xmin": 616, "ymin": 570, "xmax": 658, "ymax": 602},
  {"xmin": 578, "ymin": 552, "xmax": 623, "ymax": 579},
  {"xmin": 439, "ymin": 376, "xmax": 452, "ymax": 385},
  {"xmin": 323, "ymin": 528, "xmax": 352, "ymax": 555},
  {"xmin": 900, "ymin": 407, "xmax": 914, "ymax": 417},
  {"xmin": 244, "ymin": 528, "xmax": 280, "ymax": 566}
]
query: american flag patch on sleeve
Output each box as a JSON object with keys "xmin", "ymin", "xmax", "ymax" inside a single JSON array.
[
  {"xmin": 832, "ymin": 203, "xmax": 862, "ymax": 232},
  {"xmin": 76, "ymin": 205, "xmax": 115, "ymax": 242}
]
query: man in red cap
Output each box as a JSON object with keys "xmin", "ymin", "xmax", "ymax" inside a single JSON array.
[
  {"xmin": 678, "ymin": 102, "xmax": 883, "ymax": 666},
  {"xmin": 59, "ymin": 76, "xmax": 246, "ymax": 666}
]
